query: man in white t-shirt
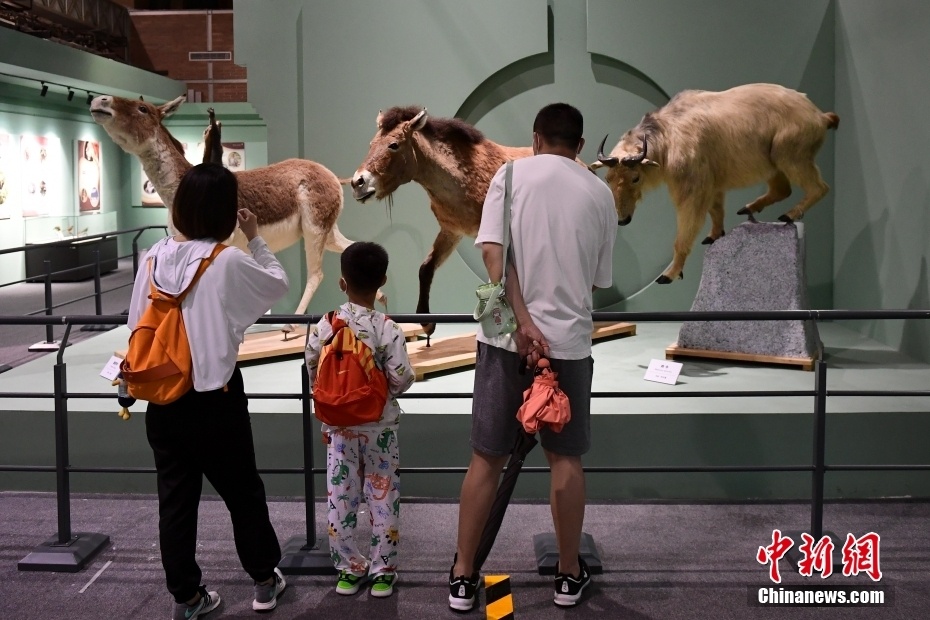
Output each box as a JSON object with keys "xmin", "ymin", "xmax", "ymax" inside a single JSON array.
[{"xmin": 449, "ymin": 103, "xmax": 616, "ymax": 611}]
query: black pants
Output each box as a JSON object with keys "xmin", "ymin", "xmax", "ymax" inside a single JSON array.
[{"xmin": 145, "ymin": 367, "xmax": 281, "ymax": 603}]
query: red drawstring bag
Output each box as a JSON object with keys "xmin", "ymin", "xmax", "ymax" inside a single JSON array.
[{"xmin": 516, "ymin": 358, "xmax": 571, "ymax": 433}]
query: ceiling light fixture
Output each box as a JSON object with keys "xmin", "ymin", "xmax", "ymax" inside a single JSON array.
[
  {"xmin": 67, "ymin": 89, "xmax": 74, "ymax": 101},
  {"xmin": 40, "ymin": 82, "xmax": 48, "ymax": 97},
  {"xmin": 86, "ymin": 91, "xmax": 93, "ymax": 105}
]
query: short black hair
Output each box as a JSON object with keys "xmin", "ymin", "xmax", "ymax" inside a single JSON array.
[
  {"xmin": 341, "ymin": 241, "xmax": 388, "ymax": 295},
  {"xmin": 172, "ymin": 163, "xmax": 238, "ymax": 241},
  {"xmin": 533, "ymin": 103, "xmax": 584, "ymax": 149}
]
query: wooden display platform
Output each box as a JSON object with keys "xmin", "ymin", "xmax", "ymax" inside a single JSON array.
[
  {"xmin": 665, "ymin": 342, "xmax": 815, "ymax": 371},
  {"xmin": 408, "ymin": 322, "xmax": 637, "ymax": 381}
]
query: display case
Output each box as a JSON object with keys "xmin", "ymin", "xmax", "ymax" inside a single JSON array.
[{"xmin": 24, "ymin": 213, "xmax": 119, "ymax": 282}]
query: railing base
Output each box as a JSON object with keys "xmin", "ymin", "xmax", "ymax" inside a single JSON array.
[
  {"xmin": 784, "ymin": 530, "xmax": 844, "ymax": 572},
  {"xmin": 27, "ymin": 341, "xmax": 70, "ymax": 352},
  {"xmin": 0, "ymin": 364, "xmax": 11, "ymax": 374},
  {"xmin": 533, "ymin": 532, "xmax": 603, "ymax": 575},
  {"xmin": 18, "ymin": 532, "xmax": 110, "ymax": 573},
  {"xmin": 277, "ymin": 535, "xmax": 337, "ymax": 575}
]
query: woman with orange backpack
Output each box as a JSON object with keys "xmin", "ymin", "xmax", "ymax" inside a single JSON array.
[{"xmin": 127, "ymin": 163, "xmax": 290, "ymax": 619}]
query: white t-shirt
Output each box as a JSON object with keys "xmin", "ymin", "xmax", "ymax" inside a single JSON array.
[{"xmin": 475, "ymin": 155, "xmax": 616, "ymax": 359}]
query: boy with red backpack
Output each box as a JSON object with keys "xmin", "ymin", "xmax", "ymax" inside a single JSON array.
[{"xmin": 305, "ymin": 241, "xmax": 415, "ymax": 598}]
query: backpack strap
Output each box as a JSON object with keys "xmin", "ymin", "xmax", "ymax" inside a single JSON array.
[{"xmin": 177, "ymin": 243, "xmax": 227, "ymax": 303}]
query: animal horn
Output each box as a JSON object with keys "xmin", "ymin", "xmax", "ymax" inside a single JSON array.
[
  {"xmin": 596, "ymin": 134, "xmax": 619, "ymax": 167},
  {"xmin": 621, "ymin": 136, "xmax": 648, "ymax": 168}
]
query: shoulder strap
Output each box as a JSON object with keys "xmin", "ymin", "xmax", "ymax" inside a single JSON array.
[
  {"xmin": 501, "ymin": 160, "xmax": 513, "ymax": 285},
  {"xmin": 176, "ymin": 243, "xmax": 227, "ymax": 303}
]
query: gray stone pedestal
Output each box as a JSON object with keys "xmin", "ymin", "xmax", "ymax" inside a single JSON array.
[{"xmin": 676, "ymin": 221, "xmax": 821, "ymax": 361}]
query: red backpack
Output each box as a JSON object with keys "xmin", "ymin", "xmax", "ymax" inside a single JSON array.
[
  {"xmin": 313, "ymin": 312, "xmax": 389, "ymax": 426},
  {"xmin": 120, "ymin": 244, "xmax": 226, "ymax": 404}
]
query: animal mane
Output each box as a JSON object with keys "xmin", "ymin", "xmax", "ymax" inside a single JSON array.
[
  {"xmin": 379, "ymin": 106, "xmax": 485, "ymax": 147},
  {"xmin": 167, "ymin": 132, "xmax": 185, "ymax": 157}
]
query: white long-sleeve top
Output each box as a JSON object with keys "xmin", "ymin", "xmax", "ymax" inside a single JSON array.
[
  {"xmin": 128, "ymin": 235, "xmax": 289, "ymax": 391},
  {"xmin": 304, "ymin": 302, "xmax": 415, "ymax": 429}
]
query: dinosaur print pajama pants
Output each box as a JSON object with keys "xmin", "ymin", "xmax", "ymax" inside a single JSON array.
[{"xmin": 325, "ymin": 426, "xmax": 400, "ymax": 578}]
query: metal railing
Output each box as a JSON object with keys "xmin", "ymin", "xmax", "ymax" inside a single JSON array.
[
  {"xmin": 1, "ymin": 310, "xmax": 929, "ymax": 573},
  {"xmin": 0, "ymin": 226, "xmax": 167, "ymax": 350}
]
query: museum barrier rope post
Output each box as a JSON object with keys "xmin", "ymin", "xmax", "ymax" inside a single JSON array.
[{"xmin": 1, "ymin": 311, "xmax": 930, "ymax": 574}]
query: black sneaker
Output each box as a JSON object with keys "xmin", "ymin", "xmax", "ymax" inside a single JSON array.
[
  {"xmin": 553, "ymin": 556, "xmax": 591, "ymax": 607},
  {"xmin": 448, "ymin": 558, "xmax": 480, "ymax": 612}
]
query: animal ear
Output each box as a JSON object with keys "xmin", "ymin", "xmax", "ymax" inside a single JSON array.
[
  {"xmin": 407, "ymin": 108, "xmax": 428, "ymax": 133},
  {"xmin": 588, "ymin": 161, "xmax": 604, "ymax": 171},
  {"xmin": 159, "ymin": 95, "xmax": 186, "ymax": 119},
  {"xmin": 642, "ymin": 159, "xmax": 660, "ymax": 167},
  {"xmin": 376, "ymin": 110, "xmax": 384, "ymax": 129}
]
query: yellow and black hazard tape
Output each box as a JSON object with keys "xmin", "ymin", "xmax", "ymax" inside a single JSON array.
[{"xmin": 485, "ymin": 575, "xmax": 514, "ymax": 620}]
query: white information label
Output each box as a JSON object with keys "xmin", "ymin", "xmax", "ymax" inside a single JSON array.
[
  {"xmin": 643, "ymin": 359, "xmax": 683, "ymax": 385},
  {"xmin": 99, "ymin": 355, "xmax": 122, "ymax": 381}
]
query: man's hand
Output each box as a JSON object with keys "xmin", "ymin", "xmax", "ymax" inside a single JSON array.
[
  {"xmin": 515, "ymin": 322, "xmax": 549, "ymax": 370},
  {"xmin": 237, "ymin": 208, "xmax": 259, "ymax": 241}
]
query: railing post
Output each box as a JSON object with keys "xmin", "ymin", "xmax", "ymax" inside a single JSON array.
[
  {"xmin": 787, "ymin": 358, "xmax": 841, "ymax": 571},
  {"xmin": 28, "ymin": 261, "xmax": 63, "ymax": 352},
  {"xmin": 277, "ymin": 357, "xmax": 334, "ymax": 574},
  {"xmin": 19, "ymin": 324, "xmax": 110, "ymax": 572},
  {"xmin": 811, "ymin": 359, "xmax": 827, "ymax": 539},
  {"xmin": 81, "ymin": 250, "xmax": 117, "ymax": 332},
  {"xmin": 43, "ymin": 260, "xmax": 54, "ymax": 344}
]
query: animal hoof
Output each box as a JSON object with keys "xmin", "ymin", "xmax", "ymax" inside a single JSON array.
[
  {"xmin": 656, "ymin": 275, "xmax": 672, "ymax": 284},
  {"xmin": 778, "ymin": 214, "xmax": 794, "ymax": 223},
  {"xmin": 701, "ymin": 236, "xmax": 714, "ymax": 245},
  {"xmin": 737, "ymin": 207, "xmax": 751, "ymax": 216}
]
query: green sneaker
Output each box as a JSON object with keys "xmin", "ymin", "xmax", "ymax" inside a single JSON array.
[
  {"xmin": 336, "ymin": 570, "xmax": 365, "ymax": 595},
  {"xmin": 370, "ymin": 573, "xmax": 398, "ymax": 598}
]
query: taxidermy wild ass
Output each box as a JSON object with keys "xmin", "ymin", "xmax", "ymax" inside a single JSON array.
[
  {"xmin": 591, "ymin": 83, "xmax": 839, "ymax": 284},
  {"xmin": 202, "ymin": 107, "xmax": 224, "ymax": 164},
  {"xmin": 91, "ymin": 94, "xmax": 366, "ymax": 316},
  {"xmin": 351, "ymin": 106, "xmax": 535, "ymax": 335}
]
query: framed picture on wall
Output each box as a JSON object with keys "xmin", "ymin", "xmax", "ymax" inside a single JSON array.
[
  {"xmin": 20, "ymin": 134, "xmax": 60, "ymax": 218},
  {"xmin": 76, "ymin": 140, "xmax": 102, "ymax": 213},
  {"xmin": 222, "ymin": 142, "xmax": 245, "ymax": 171},
  {"xmin": 0, "ymin": 132, "xmax": 12, "ymax": 220}
]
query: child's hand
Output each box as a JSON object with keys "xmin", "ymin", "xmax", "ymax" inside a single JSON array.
[{"xmin": 237, "ymin": 208, "xmax": 259, "ymax": 241}]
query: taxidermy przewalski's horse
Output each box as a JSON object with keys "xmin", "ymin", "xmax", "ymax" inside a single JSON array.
[
  {"xmin": 202, "ymin": 107, "xmax": 224, "ymax": 164},
  {"xmin": 90, "ymin": 94, "xmax": 369, "ymax": 316},
  {"xmin": 591, "ymin": 83, "xmax": 839, "ymax": 284},
  {"xmin": 350, "ymin": 107, "xmax": 535, "ymax": 337}
]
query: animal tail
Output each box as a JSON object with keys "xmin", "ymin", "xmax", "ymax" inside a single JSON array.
[{"xmin": 824, "ymin": 112, "xmax": 840, "ymax": 130}]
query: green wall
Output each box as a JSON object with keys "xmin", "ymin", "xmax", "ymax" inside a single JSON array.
[
  {"xmin": 235, "ymin": 0, "xmax": 836, "ymax": 316},
  {"xmin": 833, "ymin": 2, "xmax": 930, "ymax": 361}
]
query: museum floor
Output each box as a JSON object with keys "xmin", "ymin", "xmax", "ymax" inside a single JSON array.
[{"xmin": 1, "ymin": 492, "xmax": 926, "ymax": 620}]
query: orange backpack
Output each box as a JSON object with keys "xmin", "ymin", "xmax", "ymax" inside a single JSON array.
[
  {"xmin": 313, "ymin": 312, "xmax": 389, "ymax": 426},
  {"xmin": 120, "ymin": 244, "xmax": 226, "ymax": 405}
]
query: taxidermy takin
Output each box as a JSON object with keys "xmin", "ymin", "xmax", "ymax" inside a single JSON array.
[
  {"xmin": 591, "ymin": 83, "xmax": 839, "ymax": 284},
  {"xmin": 350, "ymin": 106, "xmax": 534, "ymax": 336},
  {"xmin": 90, "ymin": 94, "xmax": 369, "ymax": 315}
]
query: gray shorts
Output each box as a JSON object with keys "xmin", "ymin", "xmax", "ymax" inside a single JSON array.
[{"xmin": 471, "ymin": 342, "xmax": 593, "ymax": 457}]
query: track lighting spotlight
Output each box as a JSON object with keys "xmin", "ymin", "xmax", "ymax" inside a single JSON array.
[
  {"xmin": 86, "ymin": 92, "xmax": 93, "ymax": 105},
  {"xmin": 40, "ymin": 82, "xmax": 48, "ymax": 97},
  {"xmin": 67, "ymin": 89, "xmax": 74, "ymax": 101}
]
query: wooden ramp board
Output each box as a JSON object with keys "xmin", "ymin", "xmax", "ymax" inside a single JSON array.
[
  {"xmin": 408, "ymin": 322, "xmax": 637, "ymax": 381},
  {"xmin": 665, "ymin": 342, "xmax": 815, "ymax": 371},
  {"xmin": 116, "ymin": 323, "xmax": 427, "ymax": 363}
]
